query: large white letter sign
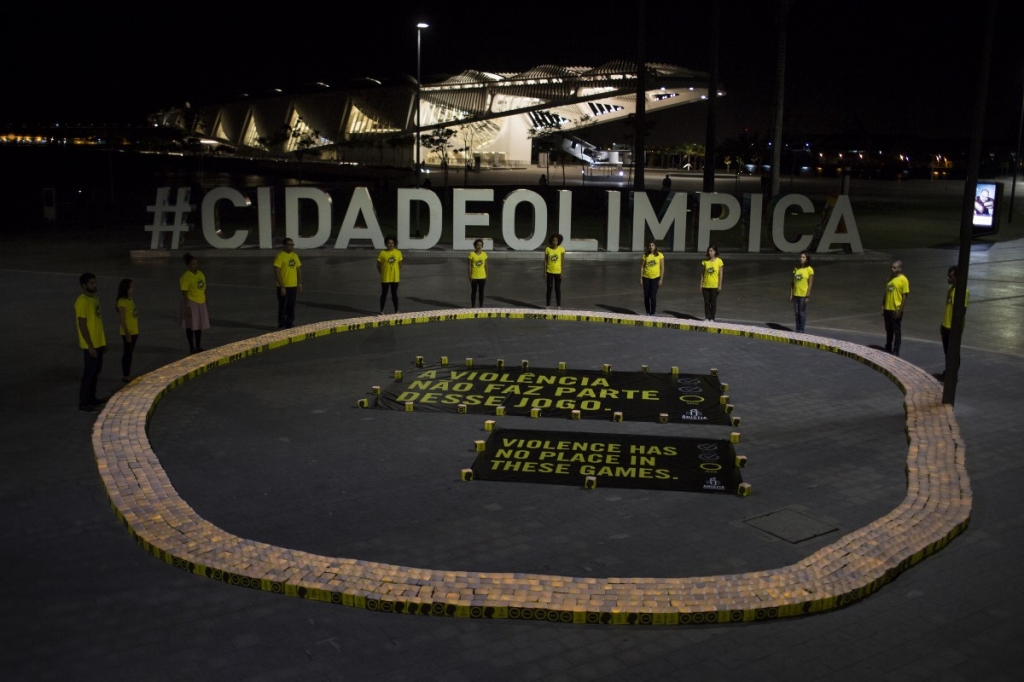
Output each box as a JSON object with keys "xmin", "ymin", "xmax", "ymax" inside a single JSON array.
[
  {"xmin": 285, "ymin": 187, "xmax": 333, "ymax": 249},
  {"xmin": 746, "ymin": 193, "xmax": 764, "ymax": 253},
  {"xmin": 697, "ymin": 193, "xmax": 741, "ymax": 254},
  {"xmin": 335, "ymin": 187, "xmax": 385, "ymax": 249},
  {"xmin": 605, "ymin": 191, "xmax": 622, "ymax": 252},
  {"xmin": 772, "ymin": 194, "xmax": 815, "ymax": 253},
  {"xmin": 816, "ymin": 195, "xmax": 864, "ymax": 253},
  {"xmin": 558, "ymin": 190, "xmax": 598, "ymax": 251},
  {"xmin": 257, "ymin": 187, "xmax": 274, "ymax": 249},
  {"xmin": 502, "ymin": 190, "xmax": 548, "ymax": 251},
  {"xmin": 396, "ymin": 189, "xmax": 442, "ymax": 250},
  {"xmin": 632, "ymin": 191, "xmax": 688, "ymax": 251},
  {"xmin": 201, "ymin": 187, "xmax": 251, "ymax": 249},
  {"xmin": 452, "ymin": 189, "xmax": 493, "ymax": 250}
]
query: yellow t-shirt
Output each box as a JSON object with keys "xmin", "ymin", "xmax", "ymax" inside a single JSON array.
[
  {"xmin": 545, "ymin": 245, "xmax": 565, "ymax": 275},
  {"xmin": 642, "ymin": 252, "xmax": 664, "ymax": 279},
  {"xmin": 377, "ymin": 248, "xmax": 403, "ymax": 283},
  {"xmin": 701, "ymin": 257, "xmax": 724, "ymax": 289},
  {"xmin": 792, "ymin": 266, "xmax": 814, "ymax": 297},
  {"xmin": 469, "ymin": 251, "xmax": 488, "ymax": 279},
  {"xmin": 180, "ymin": 270, "xmax": 207, "ymax": 304},
  {"xmin": 273, "ymin": 251, "xmax": 302, "ymax": 288},
  {"xmin": 942, "ymin": 286, "xmax": 969, "ymax": 329},
  {"xmin": 117, "ymin": 297, "xmax": 139, "ymax": 336},
  {"xmin": 884, "ymin": 274, "xmax": 909, "ymax": 311},
  {"xmin": 75, "ymin": 293, "xmax": 106, "ymax": 349}
]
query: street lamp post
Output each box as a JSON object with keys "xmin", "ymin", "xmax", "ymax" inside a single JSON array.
[{"xmin": 415, "ymin": 23, "xmax": 428, "ymax": 189}]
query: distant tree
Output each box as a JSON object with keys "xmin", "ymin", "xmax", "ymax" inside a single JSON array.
[{"xmin": 420, "ymin": 128, "xmax": 458, "ymax": 186}]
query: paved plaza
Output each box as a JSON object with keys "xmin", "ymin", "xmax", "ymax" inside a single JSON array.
[{"xmin": 3, "ymin": 173, "xmax": 1024, "ymax": 681}]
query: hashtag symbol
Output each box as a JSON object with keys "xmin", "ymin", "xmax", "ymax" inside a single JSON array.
[{"xmin": 145, "ymin": 187, "xmax": 194, "ymax": 249}]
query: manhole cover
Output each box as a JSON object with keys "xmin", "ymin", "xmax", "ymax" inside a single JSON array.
[{"xmin": 744, "ymin": 508, "xmax": 838, "ymax": 543}]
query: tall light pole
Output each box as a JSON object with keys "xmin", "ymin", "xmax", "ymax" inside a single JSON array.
[{"xmin": 415, "ymin": 22, "xmax": 428, "ymax": 189}]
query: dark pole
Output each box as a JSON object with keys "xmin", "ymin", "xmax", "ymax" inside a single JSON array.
[
  {"xmin": 415, "ymin": 23, "xmax": 428, "ymax": 237},
  {"xmin": 1010, "ymin": 81, "xmax": 1023, "ymax": 222},
  {"xmin": 702, "ymin": 0, "xmax": 720, "ymax": 194},
  {"xmin": 770, "ymin": 0, "xmax": 791, "ymax": 200},
  {"xmin": 632, "ymin": 0, "xmax": 647, "ymax": 191},
  {"xmin": 943, "ymin": 0, "xmax": 998, "ymax": 405}
]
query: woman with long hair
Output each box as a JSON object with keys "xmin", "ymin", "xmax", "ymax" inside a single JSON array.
[
  {"xmin": 699, "ymin": 245, "xmax": 724, "ymax": 321},
  {"xmin": 115, "ymin": 279, "xmax": 138, "ymax": 382},
  {"xmin": 640, "ymin": 241, "xmax": 665, "ymax": 315}
]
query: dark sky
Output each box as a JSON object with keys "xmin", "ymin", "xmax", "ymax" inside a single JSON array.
[{"xmin": 4, "ymin": 1, "xmax": 1021, "ymax": 145}]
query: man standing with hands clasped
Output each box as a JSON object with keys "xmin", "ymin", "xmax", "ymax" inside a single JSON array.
[
  {"xmin": 274, "ymin": 238, "xmax": 303, "ymax": 328},
  {"xmin": 882, "ymin": 260, "xmax": 910, "ymax": 356},
  {"xmin": 75, "ymin": 273, "xmax": 107, "ymax": 412}
]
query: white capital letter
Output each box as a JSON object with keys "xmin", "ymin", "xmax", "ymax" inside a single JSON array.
[
  {"xmin": 286, "ymin": 187, "xmax": 332, "ymax": 249},
  {"xmin": 816, "ymin": 195, "xmax": 864, "ymax": 253},
  {"xmin": 335, "ymin": 187, "xmax": 384, "ymax": 249},
  {"xmin": 396, "ymin": 188, "xmax": 442, "ymax": 250},
  {"xmin": 632, "ymin": 191, "xmax": 688, "ymax": 251},
  {"xmin": 452, "ymin": 189, "xmax": 493, "ymax": 250},
  {"xmin": 202, "ymin": 187, "xmax": 250, "ymax": 249},
  {"xmin": 772, "ymin": 194, "xmax": 814, "ymax": 253},
  {"xmin": 502, "ymin": 190, "xmax": 548, "ymax": 251}
]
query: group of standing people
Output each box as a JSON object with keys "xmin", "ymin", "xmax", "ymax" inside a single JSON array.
[
  {"xmin": 76, "ymin": 238, "xmax": 970, "ymax": 411},
  {"xmin": 74, "ymin": 274, "xmax": 139, "ymax": 412}
]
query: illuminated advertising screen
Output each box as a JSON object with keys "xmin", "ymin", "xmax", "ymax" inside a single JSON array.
[{"xmin": 972, "ymin": 181, "xmax": 1001, "ymax": 236}]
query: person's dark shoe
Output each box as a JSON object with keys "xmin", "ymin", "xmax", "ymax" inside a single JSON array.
[
  {"xmin": 195, "ymin": 347, "xmax": 205, "ymax": 353},
  {"xmin": 93, "ymin": 396, "xmax": 109, "ymax": 405},
  {"xmin": 122, "ymin": 376, "xmax": 131, "ymax": 383},
  {"xmin": 79, "ymin": 404, "xmax": 99, "ymax": 413}
]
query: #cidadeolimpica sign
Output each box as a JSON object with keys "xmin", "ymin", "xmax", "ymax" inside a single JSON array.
[
  {"xmin": 375, "ymin": 364, "xmax": 731, "ymax": 424},
  {"xmin": 471, "ymin": 429, "xmax": 744, "ymax": 494}
]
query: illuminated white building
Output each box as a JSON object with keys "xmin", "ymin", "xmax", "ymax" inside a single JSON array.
[{"xmin": 151, "ymin": 61, "xmax": 713, "ymax": 168}]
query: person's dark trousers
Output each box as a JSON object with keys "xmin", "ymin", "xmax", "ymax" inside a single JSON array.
[
  {"xmin": 701, "ymin": 288, "xmax": 718, "ymax": 320},
  {"xmin": 121, "ymin": 335, "xmax": 137, "ymax": 377},
  {"xmin": 883, "ymin": 310, "xmax": 902, "ymax": 355},
  {"xmin": 79, "ymin": 347, "xmax": 105, "ymax": 408},
  {"xmin": 545, "ymin": 274, "xmax": 562, "ymax": 307},
  {"xmin": 471, "ymin": 279, "xmax": 486, "ymax": 307},
  {"xmin": 379, "ymin": 283, "xmax": 399, "ymax": 313},
  {"xmin": 792, "ymin": 296, "xmax": 807, "ymax": 332},
  {"xmin": 277, "ymin": 287, "xmax": 298, "ymax": 328},
  {"xmin": 643, "ymin": 278, "xmax": 660, "ymax": 315}
]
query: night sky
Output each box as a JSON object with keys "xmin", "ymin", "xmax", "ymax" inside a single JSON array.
[{"xmin": 4, "ymin": 1, "xmax": 1021, "ymax": 145}]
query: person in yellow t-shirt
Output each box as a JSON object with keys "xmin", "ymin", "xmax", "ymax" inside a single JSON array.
[
  {"xmin": 376, "ymin": 236, "xmax": 403, "ymax": 314},
  {"xmin": 699, "ymin": 245, "xmax": 724, "ymax": 321},
  {"xmin": 179, "ymin": 253, "xmax": 210, "ymax": 354},
  {"xmin": 116, "ymin": 278, "xmax": 139, "ymax": 383},
  {"xmin": 882, "ymin": 260, "xmax": 910, "ymax": 356},
  {"xmin": 640, "ymin": 241, "xmax": 665, "ymax": 315},
  {"xmin": 467, "ymin": 239, "xmax": 489, "ymax": 308},
  {"xmin": 273, "ymin": 238, "xmax": 303, "ymax": 328},
  {"xmin": 939, "ymin": 265, "xmax": 969, "ymax": 381},
  {"xmin": 543, "ymin": 233, "xmax": 565, "ymax": 308},
  {"xmin": 75, "ymin": 272, "xmax": 107, "ymax": 412},
  {"xmin": 789, "ymin": 251, "xmax": 815, "ymax": 333}
]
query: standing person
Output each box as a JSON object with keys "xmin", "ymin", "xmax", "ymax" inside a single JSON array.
[
  {"xmin": 640, "ymin": 241, "xmax": 665, "ymax": 315},
  {"xmin": 939, "ymin": 265, "xmax": 969, "ymax": 381},
  {"xmin": 116, "ymin": 279, "xmax": 139, "ymax": 383},
  {"xmin": 273, "ymin": 237, "xmax": 302, "ymax": 328},
  {"xmin": 468, "ymin": 238, "xmax": 489, "ymax": 307},
  {"xmin": 75, "ymin": 273, "xmax": 107, "ymax": 412},
  {"xmin": 882, "ymin": 260, "xmax": 910, "ymax": 356},
  {"xmin": 789, "ymin": 251, "xmax": 814, "ymax": 333},
  {"xmin": 543, "ymin": 233, "xmax": 565, "ymax": 309},
  {"xmin": 699, "ymin": 245, "xmax": 724, "ymax": 321},
  {"xmin": 377, "ymin": 235, "xmax": 403, "ymax": 315},
  {"xmin": 180, "ymin": 253, "xmax": 210, "ymax": 354}
]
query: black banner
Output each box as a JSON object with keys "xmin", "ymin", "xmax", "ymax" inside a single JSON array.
[
  {"xmin": 470, "ymin": 429, "xmax": 744, "ymax": 493},
  {"xmin": 376, "ymin": 365, "xmax": 730, "ymax": 424}
]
